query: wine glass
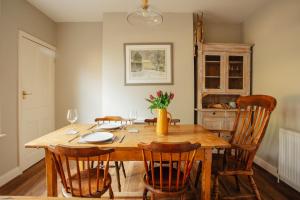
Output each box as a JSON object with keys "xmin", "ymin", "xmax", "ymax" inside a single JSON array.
[
  {"xmin": 67, "ymin": 109, "xmax": 78, "ymax": 124},
  {"xmin": 128, "ymin": 109, "xmax": 138, "ymax": 125}
]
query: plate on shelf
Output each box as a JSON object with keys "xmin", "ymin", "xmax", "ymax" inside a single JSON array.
[{"xmin": 80, "ymin": 132, "xmax": 114, "ymax": 143}]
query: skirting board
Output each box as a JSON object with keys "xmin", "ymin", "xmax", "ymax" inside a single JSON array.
[
  {"xmin": 254, "ymin": 156, "xmax": 278, "ymax": 177},
  {"xmin": 0, "ymin": 167, "xmax": 22, "ymax": 187}
]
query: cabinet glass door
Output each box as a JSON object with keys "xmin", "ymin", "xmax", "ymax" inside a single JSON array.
[
  {"xmin": 205, "ymin": 55, "xmax": 221, "ymax": 89},
  {"xmin": 228, "ymin": 55, "xmax": 243, "ymax": 90}
]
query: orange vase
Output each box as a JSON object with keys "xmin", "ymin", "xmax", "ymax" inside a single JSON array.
[{"xmin": 156, "ymin": 109, "xmax": 171, "ymax": 136}]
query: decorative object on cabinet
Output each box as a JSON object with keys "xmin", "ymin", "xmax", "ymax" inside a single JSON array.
[
  {"xmin": 193, "ymin": 12, "xmax": 204, "ymax": 45},
  {"xmin": 196, "ymin": 43, "xmax": 252, "ymax": 131},
  {"xmin": 124, "ymin": 43, "xmax": 173, "ymax": 85}
]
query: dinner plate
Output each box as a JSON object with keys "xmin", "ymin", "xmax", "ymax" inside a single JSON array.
[
  {"xmin": 80, "ymin": 132, "xmax": 114, "ymax": 143},
  {"xmin": 97, "ymin": 123, "xmax": 122, "ymax": 130}
]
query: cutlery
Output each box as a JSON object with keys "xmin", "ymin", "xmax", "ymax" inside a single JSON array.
[
  {"xmin": 119, "ymin": 135, "xmax": 126, "ymax": 143},
  {"xmin": 110, "ymin": 135, "xmax": 117, "ymax": 143},
  {"xmin": 68, "ymin": 134, "xmax": 80, "ymax": 143},
  {"xmin": 87, "ymin": 124, "xmax": 97, "ymax": 130}
]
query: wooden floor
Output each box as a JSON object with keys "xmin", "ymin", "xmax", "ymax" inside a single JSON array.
[{"xmin": 0, "ymin": 158, "xmax": 300, "ymax": 200}]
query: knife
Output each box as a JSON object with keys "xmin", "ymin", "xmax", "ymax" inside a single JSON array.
[{"xmin": 119, "ymin": 135, "xmax": 126, "ymax": 143}]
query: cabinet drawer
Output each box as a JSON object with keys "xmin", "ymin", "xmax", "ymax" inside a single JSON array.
[
  {"xmin": 203, "ymin": 118, "xmax": 223, "ymax": 130},
  {"xmin": 224, "ymin": 111, "xmax": 236, "ymax": 118},
  {"xmin": 224, "ymin": 118, "xmax": 235, "ymax": 130},
  {"xmin": 202, "ymin": 111, "xmax": 225, "ymax": 118}
]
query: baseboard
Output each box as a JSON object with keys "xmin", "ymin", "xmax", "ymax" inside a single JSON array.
[
  {"xmin": 254, "ymin": 156, "xmax": 278, "ymax": 177},
  {"xmin": 0, "ymin": 167, "xmax": 22, "ymax": 187}
]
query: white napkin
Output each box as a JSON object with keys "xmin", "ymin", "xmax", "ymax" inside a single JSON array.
[
  {"xmin": 133, "ymin": 119, "xmax": 145, "ymax": 124},
  {"xmin": 65, "ymin": 129, "xmax": 79, "ymax": 135},
  {"xmin": 128, "ymin": 128, "xmax": 139, "ymax": 133}
]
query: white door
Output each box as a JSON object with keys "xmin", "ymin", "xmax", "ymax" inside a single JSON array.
[{"xmin": 19, "ymin": 32, "xmax": 55, "ymax": 171}]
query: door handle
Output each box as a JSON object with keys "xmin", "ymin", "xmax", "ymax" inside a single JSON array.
[{"xmin": 22, "ymin": 90, "xmax": 32, "ymax": 99}]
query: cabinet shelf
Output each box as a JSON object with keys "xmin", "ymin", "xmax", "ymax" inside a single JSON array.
[
  {"xmin": 205, "ymin": 76, "xmax": 220, "ymax": 78},
  {"xmin": 206, "ymin": 61, "xmax": 220, "ymax": 63},
  {"xmin": 229, "ymin": 76, "xmax": 243, "ymax": 79},
  {"xmin": 229, "ymin": 61, "xmax": 243, "ymax": 64}
]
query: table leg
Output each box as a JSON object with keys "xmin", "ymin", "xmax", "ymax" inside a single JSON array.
[
  {"xmin": 45, "ymin": 148, "xmax": 57, "ymax": 197},
  {"xmin": 201, "ymin": 149, "xmax": 212, "ymax": 200}
]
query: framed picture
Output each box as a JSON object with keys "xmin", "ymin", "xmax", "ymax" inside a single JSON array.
[{"xmin": 124, "ymin": 43, "xmax": 173, "ymax": 85}]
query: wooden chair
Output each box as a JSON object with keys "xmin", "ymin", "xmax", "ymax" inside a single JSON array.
[
  {"xmin": 95, "ymin": 116, "xmax": 129, "ymax": 125},
  {"xmin": 208, "ymin": 95, "xmax": 277, "ymax": 200},
  {"xmin": 94, "ymin": 116, "xmax": 128, "ymax": 192},
  {"xmin": 138, "ymin": 142, "xmax": 201, "ymax": 200},
  {"xmin": 144, "ymin": 118, "xmax": 181, "ymax": 125},
  {"xmin": 48, "ymin": 145, "xmax": 114, "ymax": 198}
]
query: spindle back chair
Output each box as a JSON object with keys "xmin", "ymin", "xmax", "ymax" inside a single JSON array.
[
  {"xmin": 49, "ymin": 145, "xmax": 114, "ymax": 198},
  {"xmin": 213, "ymin": 95, "xmax": 277, "ymax": 200},
  {"xmin": 138, "ymin": 142, "xmax": 200, "ymax": 199},
  {"xmin": 95, "ymin": 116, "xmax": 129, "ymax": 125},
  {"xmin": 94, "ymin": 115, "xmax": 128, "ymax": 192},
  {"xmin": 144, "ymin": 118, "xmax": 181, "ymax": 125}
]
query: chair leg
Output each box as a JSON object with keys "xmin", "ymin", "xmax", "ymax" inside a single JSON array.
[
  {"xmin": 108, "ymin": 185, "xmax": 114, "ymax": 199},
  {"xmin": 120, "ymin": 161, "xmax": 126, "ymax": 178},
  {"xmin": 194, "ymin": 161, "xmax": 202, "ymax": 188},
  {"xmin": 181, "ymin": 193, "xmax": 186, "ymax": 200},
  {"xmin": 234, "ymin": 175, "xmax": 240, "ymax": 191},
  {"xmin": 213, "ymin": 174, "xmax": 219, "ymax": 200},
  {"xmin": 248, "ymin": 175, "xmax": 262, "ymax": 200},
  {"xmin": 150, "ymin": 193, "xmax": 155, "ymax": 200},
  {"xmin": 143, "ymin": 188, "xmax": 148, "ymax": 200},
  {"xmin": 114, "ymin": 161, "xmax": 121, "ymax": 192}
]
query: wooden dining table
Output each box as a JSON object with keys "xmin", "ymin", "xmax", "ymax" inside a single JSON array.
[{"xmin": 25, "ymin": 124, "xmax": 230, "ymax": 200}]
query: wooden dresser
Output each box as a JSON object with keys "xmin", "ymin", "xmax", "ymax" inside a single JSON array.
[{"xmin": 196, "ymin": 43, "xmax": 251, "ymax": 131}]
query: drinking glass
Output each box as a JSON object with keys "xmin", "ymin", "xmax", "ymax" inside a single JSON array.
[
  {"xmin": 67, "ymin": 109, "xmax": 78, "ymax": 124},
  {"xmin": 128, "ymin": 109, "xmax": 137, "ymax": 125}
]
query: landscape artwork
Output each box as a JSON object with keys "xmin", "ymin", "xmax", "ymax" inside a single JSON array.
[{"xmin": 125, "ymin": 43, "xmax": 173, "ymax": 85}]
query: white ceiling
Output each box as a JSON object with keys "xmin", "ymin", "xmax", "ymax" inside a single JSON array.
[{"xmin": 27, "ymin": 0, "xmax": 270, "ymax": 23}]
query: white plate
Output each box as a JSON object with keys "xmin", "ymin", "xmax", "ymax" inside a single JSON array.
[
  {"xmin": 81, "ymin": 132, "xmax": 114, "ymax": 143},
  {"xmin": 97, "ymin": 123, "xmax": 122, "ymax": 130}
]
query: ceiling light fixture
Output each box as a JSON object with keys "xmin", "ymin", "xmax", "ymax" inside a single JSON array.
[{"xmin": 127, "ymin": 0, "xmax": 163, "ymax": 26}]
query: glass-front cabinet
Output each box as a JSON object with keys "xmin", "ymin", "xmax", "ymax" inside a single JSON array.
[
  {"xmin": 197, "ymin": 43, "xmax": 251, "ymax": 131},
  {"xmin": 226, "ymin": 54, "xmax": 249, "ymax": 93},
  {"xmin": 203, "ymin": 54, "xmax": 224, "ymax": 92},
  {"xmin": 201, "ymin": 47, "xmax": 250, "ymax": 95}
]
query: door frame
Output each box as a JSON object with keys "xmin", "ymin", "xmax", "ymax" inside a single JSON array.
[{"xmin": 18, "ymin": 31, "xmax": 56, "ymax": 171}]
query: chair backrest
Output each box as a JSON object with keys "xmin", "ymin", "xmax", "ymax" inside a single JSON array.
[
  {"xmin": 95, "ymin": 116, "xmax": 129, "ymax": 125},
  {"xmin": 49, "ymin": 145, "xmax": 114, "ymax": 197},
  {"xmin": 230, "ymin": 95, "xmax": 276, "ymax": 169},
  {"xmin": 144, "ymin": 118, "xmax": 181, "ymax": 125},
  {"xmin": 138, "ymin": 142, "xmax": 200, "ymax": 193}
]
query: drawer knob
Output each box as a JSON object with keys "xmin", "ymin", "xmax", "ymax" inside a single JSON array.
[{"xmin": 212, "ymin": 112, "xmax": 216, "ymax": 115}]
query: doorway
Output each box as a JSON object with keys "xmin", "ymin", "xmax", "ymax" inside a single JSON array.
[{"xmin": 18, "ymin": 31, "xmax": 56, "ymax": 171}]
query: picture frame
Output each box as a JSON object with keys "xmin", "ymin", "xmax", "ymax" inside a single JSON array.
[{"xmin": 124, "ymin": 43, "xmax": 173, "ymax": 85}]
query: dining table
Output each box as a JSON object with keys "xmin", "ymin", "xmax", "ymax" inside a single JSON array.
[{"xmin": 25, "ymin": 123, "xmax": 230, "ymax": 200}]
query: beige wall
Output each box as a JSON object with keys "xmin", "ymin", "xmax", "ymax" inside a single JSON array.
[
  {"xmin": 102, "ymin": 13, "xmax": 194, "ymax": 122},
  {"xmin": 0, "ymin": 0, "xmax": 56, "ymax": 176},
  {"xmin": 243, "ymin": 0, "xmax": 300, "ymax": 167},
  {"xmin": 204, "ymin": 21, "xmax": 242, "ymax": 43},
  {"xmin": 56, "ymin": 22, "xmax": 102, "ymax": 128}
]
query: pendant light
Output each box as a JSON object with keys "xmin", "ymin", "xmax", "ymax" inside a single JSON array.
[{"xmin": 127, "ymin": 0, "xmax": 163, "ymax": 26}]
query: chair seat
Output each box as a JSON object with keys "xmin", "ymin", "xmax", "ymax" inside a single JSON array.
[
  {"xmin": 63, "ymin": 168, "xmax": 111, "ymax": 198},
  {"xmin": 143, "ymin": 166, "xmax": 187, "ymax": 193}
]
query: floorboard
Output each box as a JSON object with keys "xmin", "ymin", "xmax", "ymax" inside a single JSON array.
[{"xmin": 0, "ymin": 158, "xmax": 299, "ymax": 199}]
